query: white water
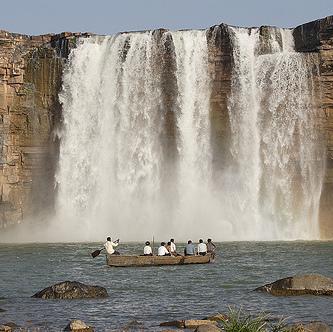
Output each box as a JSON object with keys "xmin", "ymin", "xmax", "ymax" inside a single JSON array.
[
  {"xmin": 46, "ymin": 27, "xmax": 325, "ymax": 242},
  {"xmin": 228, "ymin": 27, "xmax": 325, "ymax": 239}
]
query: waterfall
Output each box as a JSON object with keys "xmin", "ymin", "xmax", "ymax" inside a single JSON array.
[
  {"xmin": 228, "ymin": 27, "xmax": 325, "ymax": 239},
  {"xmin": 53, "ymin": 27, "xmax": 325, "ymax": 242}
]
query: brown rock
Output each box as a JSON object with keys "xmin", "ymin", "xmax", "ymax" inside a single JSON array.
[
  {"xmin": 255, "ymin": 274, "xmax": 333, "ymax": 296},
  {"xmin": 195, "ymin": 325, "xmax": 223, "ymax": 332},
  {"xmin": 64, "ymin": 320, "xmax": 93, "ymax": 331},
  {"xmin": 160, "ymin": 320, "xmax": 185, "ymax": 328},
  {"xmin": 289, "ymin": 321, "xmax": 331, "ymax": 332},
  {"xmin": 0, "ymin": 325, "xmax": 12, "ymax": 332},
  {"xmin": 184, "ymin": 320, "xmax": 218, "ymax": 328}
]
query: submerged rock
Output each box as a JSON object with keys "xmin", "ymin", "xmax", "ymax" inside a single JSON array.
[
  {"xmin": 64, "ymin": 319, "xmax": 93, "ymax": 331},
  {"xmin": 32, "ymin": 281, "xmax": 108, "ymax": 299},
  {"xmin": 255, "ymin": 274, "xmax": 333, "ymax": 296}
]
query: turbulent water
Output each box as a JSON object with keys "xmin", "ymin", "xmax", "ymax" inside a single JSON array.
[{"xmin": 53, "ymin": 27, "xmax": 325, "ymax": 242}]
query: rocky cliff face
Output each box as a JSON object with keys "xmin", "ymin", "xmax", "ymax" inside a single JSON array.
[
  {"xmin": 0, "ymin": 16, "xmax": 332, "ymax": 238},
  {"xmin": 0, "ymin": 31, "xmax": 89, "ymax": 227}
]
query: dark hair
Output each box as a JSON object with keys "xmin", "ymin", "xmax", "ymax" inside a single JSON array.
[
  {"xmin": 188, "ymin": 240, "xmax": 192, "ymax": 244},
  {"xmin": 167, "ymin": 241, "xmax": 171, "ymax": 245},
  {"xmin": 145, "ymin": 241, "xmax": 150, "ymax": 245},
  {"xmin": 161, "ymin": 242, "xmax": 166, "ymax": 246},
  {"xmin": 170, "ymin": 238, "xmax": 174, "ymax": 242},
  {"xmin": 107, "ymin": 237, "xmax": 111, "ymax": 241},
  {"xmin": 199, "ymin": 239, "xmax": 203, "ymax": 243},
  {"xmin": 207, "ymin": 238, "xmax": 212, "ymax": 242}
]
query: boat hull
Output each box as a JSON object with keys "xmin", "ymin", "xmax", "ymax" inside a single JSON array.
[{"xmin": 106, "ymin": 254, "xmax": 211, "ymax": 267}]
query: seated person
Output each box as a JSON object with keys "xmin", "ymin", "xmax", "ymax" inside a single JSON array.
[
  {"xmin": 158, "ymin": 242, "xmax": 171, "ymax": 256},
  {"xmin": 170, "ymin": 238, "xmax": 179, "ymax": 256},
  {"xmin": 184, "ymin": 240, "xmax": 195, "ymax": 256},
  {"xmin": 165, "ymin": 241, "xmax": 172, "ymax": 255},
  {"xmin": 143, "ymin": 241, "xmax": 153, "ymax": 256},
  {"xmin": 197, "ymin": 239, "xmax": 207, "ymax": 256}
]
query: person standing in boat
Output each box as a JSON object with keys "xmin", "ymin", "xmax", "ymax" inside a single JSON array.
[
  {"xmin": 104, "ymin": 237, "xmax": 120, "ymax": 255},
  {"xmin": 197, "ymin": 239, "xmax": 207, "ymax": 256},
  {"xmin": 206, "ymin": 238, "xmax": 216, "ymax": 258},
  {"xmin": 158, "ymin": 242, "xmax": 171, "ymax": 256},
  {"xmin": 143, "ymin": 241, "xmax": 153, "ymax": 256},
  {"xmin": 184, "ymin": 240, "xmax": 195, "ymax": 256}
]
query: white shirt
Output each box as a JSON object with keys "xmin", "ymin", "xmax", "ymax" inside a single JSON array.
[
  {"xmin": 170, "ymin": 242, "xmax": 176, "ymax": 252},
  {"xmin": 158, "ymin": 246, "xmax": 169, "ymax": 256},
  {"xmin": 143, "ymin": 245, "xmax": 152, "ymax": 255},
  {"xmin": 197, "ymin": 242, "xmax": 207, "ymax": 253},
  {"xmin": 104, "ymin": 240, "xmax": 118, "ymax": 255}
]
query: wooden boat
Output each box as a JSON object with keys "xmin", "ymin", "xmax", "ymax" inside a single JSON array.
[{"xmin": 106, "ymin": 254, "xmax": 212, "ymax": 267}]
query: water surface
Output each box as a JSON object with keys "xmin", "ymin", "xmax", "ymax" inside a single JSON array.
[{"xmin": 0, "ymin": 242, "xmax": 332, "ymax": 330}]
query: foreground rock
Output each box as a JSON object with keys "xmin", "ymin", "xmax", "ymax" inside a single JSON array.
[
  {"xmin": 255, "ymin": 274, "xmax": 333, "ymax": 296},
  {"xmin": 160, "ymin": 319, "xmax": 218, "ymax": 329},
  {"xmin": 289, "ymin": 321, "xmax": 331, "ymax": 332},
  {"xmin": 195, "ymin": 325, "xmax": 223, "ymax": 332},
  {"xmin": 64, "ymin": 320, "xmax": 93, "ymax": 331},
  {"xmin": 32, "ymin": 281, "xmax": 108, "ymax": 299}
]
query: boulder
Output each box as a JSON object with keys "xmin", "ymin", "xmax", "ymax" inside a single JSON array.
[
  {"xmin": 32, "ymin": 281, "xmax": 108, "ymax": 299},
  {"xmin": 0, "ymin": 326, "xmax": 11, "ymax": 332},
  {"xmin": 288, "ymin": 322, "xmax": 331, "ymax": 332},
  {"xmin": 254, "ymin": 274, "xmax": 333, "ymax": 296},
  {"xmin": 64, "ymin": 319, "xmax": 93, "ymax": 331}
]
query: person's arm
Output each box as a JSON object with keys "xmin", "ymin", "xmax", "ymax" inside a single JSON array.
[{"xmin": 112, "ymin": 241, "xmax": 119, "ymax": 247}]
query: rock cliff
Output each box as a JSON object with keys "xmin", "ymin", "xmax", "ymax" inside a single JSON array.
[{"xmin": 0, "ymin": 16, "xmax": 332, "ymax": 238}]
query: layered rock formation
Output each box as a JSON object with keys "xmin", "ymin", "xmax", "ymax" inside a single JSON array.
[
  {"xmin": 0, "ymin": 31, "xmax": 89, "ymax": 228},
  {"xmin": 0, "ymin": 16, "xmax": 332, "ymax": 238}
]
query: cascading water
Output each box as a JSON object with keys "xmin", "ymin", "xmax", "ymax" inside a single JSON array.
[
  {"xmin": 53, "ymin": 27, "xmax": 325, "ymax": 242},
  {"xmin": 228, "ymin": 27, "xmax": 326, "ymax": 240}
]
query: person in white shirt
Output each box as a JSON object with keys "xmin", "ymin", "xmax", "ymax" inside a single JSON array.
[
  {"xmin": 143, "ymin": 241, "xmax": 153, "ymax": 256},
  {"xmin": 157, "ymin": 242, "xmax": 171, "ymax": 256},
  {"xmin": 197, "ymin": 239, "xmax": 207, "ymax": 256},
  {"xmin": 104, "ymin": 237, "xmax": 120, "ymax": 255},
  {"xmin": 170, "ymin": 238, "xmax": 176, "ymax": 253}
]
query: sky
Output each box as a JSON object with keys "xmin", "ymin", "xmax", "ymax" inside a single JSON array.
[{"xmin": 0, "ymin": 0, "xmax": 332, "ymax": 36}]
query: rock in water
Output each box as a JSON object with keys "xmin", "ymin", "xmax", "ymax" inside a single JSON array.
[
  {"xmin": 195, "ymin": 325, "xmax": 223, "ymax": 332},
  {"xmin": 32, "ymin": 281, "xmax": 108, "ymax": 299},
  {"xmin": 288, "ymin": 322, "xmax": 331, "ymax": 332},
  {"xmin": 64, "ymin": 319, "xmax": 93, "ymax": 331},
  {"xmin": 255, "ymin": 274, "xmax": 333, "ymax": 296}
]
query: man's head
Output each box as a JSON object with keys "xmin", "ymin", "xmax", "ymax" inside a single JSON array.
[
  {"xmin": 161, "ymin": 242, "xmax": 166, "ymax": 246},
  {"xmin": 188, "ymin": 240, "xmax": 192, "ymax": 244},
  {"xmin": 145, "ymin": 241, "xmax": 150, "ymax": 246},
  {"xmin": 170, "ymin": 238, "xmax": 174, "ymax": 243},
  {"xmin": 199, "ymin": 239, "xmax": 203, "ymax": 243},
  {"xmin": 207, "ymin": 238, "xmax": 212, "ymax": 243},
  {"xmin": 107, "ymin": 237, "xmax": 111, "ymax": 241},
  {"xmin": 167, "ymin": 241, "xmax": 171, "ymax": 246}
]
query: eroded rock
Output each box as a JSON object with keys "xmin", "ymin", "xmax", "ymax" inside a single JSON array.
[
  {"xmin": 32, "ymin": 281, "xmax": 108, "ymax": 299},
  {"xmin": 255, "ymin": 274, "xmax": 333, "ymax": 296},
  {"xmin": 64, "ymin": 319, "xmax": 93, "ymax": 331},
  {"xmin": 289, "ymin": 321, "xmax": 331, "ymax": 332}
]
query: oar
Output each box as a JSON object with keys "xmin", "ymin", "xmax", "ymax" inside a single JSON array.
[{"xmin": 91, "ymin": 248, "xmax": 104, "ymax": 258}]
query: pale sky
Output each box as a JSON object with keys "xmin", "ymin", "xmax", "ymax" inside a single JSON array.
[{"xmin": 1, "ymin": 0, "xmax": 332, "ymax": 36}]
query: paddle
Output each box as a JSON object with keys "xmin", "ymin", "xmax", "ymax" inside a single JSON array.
[{"xmin": 91, "ymin": 248, "xmax": 104, "ymax": 258}]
